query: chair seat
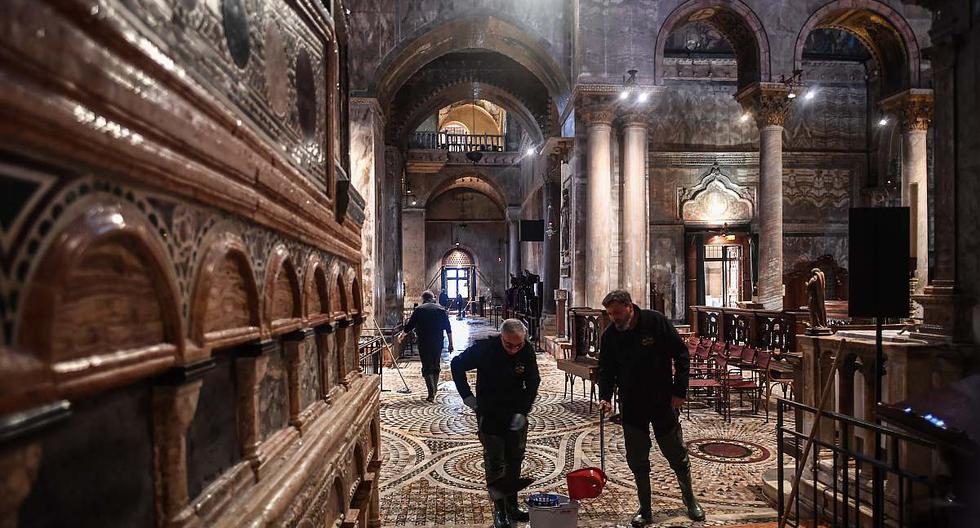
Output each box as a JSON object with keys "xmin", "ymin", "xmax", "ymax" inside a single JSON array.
[{"xmin": 556, "ymin": 358, "xmax": 599, "ymax": 381}]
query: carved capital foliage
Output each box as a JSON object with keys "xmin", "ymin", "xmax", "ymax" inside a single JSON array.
[
  {"xmin": 881, "ymin": 90, "xmax": 934, "ymax": 131},
  {"xmin": 582, "ymin": 106, "xmax": 615, "ymax": 126},
  {"xmin": 620, "ymin": 109, "xmax": 650, "ymax": 129},
  {"xmin": 735, "ymin": 82, "xmax": 794, "ymax": 128}
]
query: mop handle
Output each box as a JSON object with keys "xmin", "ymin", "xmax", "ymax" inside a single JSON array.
[{"xmin": 599, "ymin": 405, "xmax": 605, "ymax": 474}]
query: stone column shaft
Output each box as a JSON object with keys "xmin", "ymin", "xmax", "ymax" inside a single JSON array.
[
  {"xmin": 585, "ymin": 108, "xmax": 615, "ymax": 307},
  {"xmin": 758, "ymin": 124, "xmax": 785, "ymax": 309},
  {"xmin": 736, "ymin": 83, "xmax": 793, "ymax": 311},
  {"xmin": 622, "ymin": 119, "xmax": 649, "ymax": 308},
  {"xmin": 507, "ymin": 206, "xmax": 521, "ymax": 279},
  {"xmin": 541, "ymin": 165, "xmax": 561, "ymax": 313},
  {"xmin": 401, "ymin": 207, "xmax": 426, "ymax": 298}
]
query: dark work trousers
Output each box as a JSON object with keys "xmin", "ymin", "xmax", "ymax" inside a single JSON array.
[
  {"xmin": 419, "ymin": 344, "xmax": 442, "ymax": 377},
  {"xmin": 622, "ymin": 411, "xmax": 692, "ymax": 511},
  {"xmin": 478, "ymin": 421, "xmax": 528, "ymax": 495}
]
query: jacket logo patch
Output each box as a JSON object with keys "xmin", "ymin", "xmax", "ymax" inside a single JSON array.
[
  {"xmin": 641, "ymin": 337, "xmax": 656, "ymax": 346},
  {"xmin": 514, "ymin": 363, "xmax": 525, "ymax": 375}
]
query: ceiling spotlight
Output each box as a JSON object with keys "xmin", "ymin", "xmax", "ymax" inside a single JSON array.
[
  {"xmin": 526, "ymin": 147, "xmax": 536, "ymax": 156},
  {"xmin": 804, "ymin": 89, "xmax": 816, "ymax": 101},
  {"xmin": 787, "ymin": 92, "xmax": 797, "ymax": 100},
  {"xmin": 619, "ymin": 91, "xmax": 629, "ymax": 100},
  {"xmin": 411, "ymin": 199, "xmax": 417, "ymax": 206},
  {"xmin": 739, "ymin": 112, "xmax": 750, "ymax": 123},
  {"xmin": 878, "ymin": 117, "xmax": 889, "ymax": 126},
  {"xmin": 637, "ymin": 92, "xmax": 649, "ymax": 103}
]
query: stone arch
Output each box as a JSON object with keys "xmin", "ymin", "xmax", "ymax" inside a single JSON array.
[
  {"xmin": 17, "ymin": 198, "xmax": 182, "ymax": 389},
  {"xmin": 372, "ymin": 13, "xmax": 568, "ymax": 108},
  {"xmin": 655, "ymin": 0, "xmax": 771, "ymax": 88},
  {"xmin": 423, "ymin": 173, "xmax": 508, "ymax": 214},
  {"xmin": 264, "ymin": 245, "xmax": 302, "ymax": 330},
  {"xmin": 442, "ymin": 247, "xmax": 476, "ymax": 268},
  {"xmin": 188, "ymin": 230, "xmax": 261, "ymax": 349},
  {"xmin": 392, "ymin": 79, "xmax": 548, "ymax": 145},
  {"xmin": 331, "ymin": 475, "xmax": 348, "ymax": 526},
  {"xmin": 353, "ymin": 443, "xmax": 366, "ymax": 477},
  {"xmin": 331, "ymin": 269, "xmax": 349, "ymax": 316},
  {"xmin": 794, "ymin": 0, "xmax": 920, "ymax": 96},
  {"xmin": 350, "ymin": 276, "xmax": 363, "ymax": 315},
  {"xmin": 303, "ymin": 255, "xmax": 331, "ymax": 324}
]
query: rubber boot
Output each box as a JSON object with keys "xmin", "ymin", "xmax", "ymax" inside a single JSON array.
[
  {"xmin": 492, "ymin": 498, "xmax": 512, "ymax": 528},
  {"xmin": 676, "ymin": 467, "xmax": 705, "ymax": 521},
  {"xmin": 506, "ymin": 494, "xmax": 529, "ymax": 522},
  {"xmin": 423, "ymin": 374, "xmax": 435, "ymax": 402},
  {"xmin": 429, "ymin": 374, "xmax": 441, "ymax": 397},
  {"xmin": 630, "ymin": 472, "xmax": 653, "ymax": 527}
]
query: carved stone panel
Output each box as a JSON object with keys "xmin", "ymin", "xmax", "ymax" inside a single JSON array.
[
  {"xmin": 259, "ymin": 344, "xmax": 288, "ymax": 440},
  {"xmin": 53, "ymin": 240, "xmax": 166, "ymax": 362},
  {"xmin": 677, "ymin": 164, "xmax": 755, "ymax": 225},
  {"xmin": 204, "ymin": 254, "xmax": 254, "ymax": 335},
  {"xmin": 299, "ymin": 333, "xmax": 321, "ymax": 410}
]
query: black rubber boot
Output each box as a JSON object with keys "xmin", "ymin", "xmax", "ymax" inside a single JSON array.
[
  {"xmin": 677, "ymin": 469, "xmax": 705, "ymax": 521},
  {"xmin": 492, "ymin": 498, "xmax": 512, "ymax": 528},
  {"xmin": 423, "ymin": 374, "xmax": 435, "ymax": 402},
  {"xmin": 506, "ymin": 495, "xmax": 529, "ymax": 522},
  {"xmin": 630, "ymin": 472, "xmax": 653, "ymax": 527},
  {"xmin": 429, "ymin": 374, "xmax": 440, "ymax": 397}
]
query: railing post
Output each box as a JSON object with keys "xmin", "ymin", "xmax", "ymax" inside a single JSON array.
[{"xmin": 777, "ymin": 399, "xmax": 785, "ymax": 526}]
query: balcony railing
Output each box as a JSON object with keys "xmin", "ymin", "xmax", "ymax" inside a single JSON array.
[{"xmin": 410, "ymin": 131, "xmax": 505, "ymax": 152}]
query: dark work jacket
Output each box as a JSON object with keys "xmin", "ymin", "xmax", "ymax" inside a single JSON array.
[
  {"xmin": 598, "ymin": 305, "xmax": 689, "ymax": 429},
  {"xmin": 451, "ymin": 336, "xmax": 541, "ymax": 434},
  {"xmin": 403, "ymin": 302, "xmax": 452, "ymax": 351}
]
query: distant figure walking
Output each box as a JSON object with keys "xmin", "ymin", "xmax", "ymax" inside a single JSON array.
[{"xmin": 398, "ymin": 291, "xmax": 454, "ymax": 402}]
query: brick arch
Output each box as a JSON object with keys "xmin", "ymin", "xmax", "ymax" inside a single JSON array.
[
  {"xmin": 188, "ymin": 230, "xmax": 261, "ymax": 350},
  {"xmin": 794, "ymin": 0, "xmax": 920, "ymax": 96},
  {"xmin": 17, "ymin": 198, "xmax": 182, "ymax": 391},
  {"xmin": 264, "ymin": 245, "xmax": 302, "ymax": 331},
  {"xmin": 372, "ymin": 13, "xmax": 568, "ymax": 108},
  {"xmin": 655, "ymin": 0, "xmax": 771, "ymax": 88},
  {"xmin": 389, "ymin": 78, "xmax": 549, "ymax": 145}
]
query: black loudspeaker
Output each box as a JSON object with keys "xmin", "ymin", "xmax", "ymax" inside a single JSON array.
[
  {"xmin": 848, "ymin": 207, "xmax": 910, "ymax": 318},
  {"xmin": 520, "ymin": 220, "xmax": 545, "ymax": 242}
]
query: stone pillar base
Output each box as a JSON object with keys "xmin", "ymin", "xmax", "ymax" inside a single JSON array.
[{"xmin": 912, "ymin": 281, "xmax": 975, "ymax": 344}]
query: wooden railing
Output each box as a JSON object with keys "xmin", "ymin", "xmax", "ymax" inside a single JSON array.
[
  {"xmin": 689, "ymin": 306, "xmax": 807, "ymax": 352},
  {"xmin": 409, "ymin": 131, "xmax": 505, "ymax": 152}
]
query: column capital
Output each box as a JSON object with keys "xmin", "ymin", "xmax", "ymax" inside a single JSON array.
[
  {"xmin": 880, "ymin": 89, "xmax": 934, "ymax": 131},
  {"xmin": 506, "ymin": 205, "xmax": 522, "ymax": 222},
  {"xmin": 735, "ymin": 82, "xmax": 795, "ymax": 128},
  {"xmin": 581, "ymin": 105, "xmax": 616, "ymax": 126},
  {"xmin": 619, "ymin": 110, "xmax": 651, "ymax": 129},
  {"xmin": 350, "ymin": 97, "xmax": 386, "ymax": 126}
]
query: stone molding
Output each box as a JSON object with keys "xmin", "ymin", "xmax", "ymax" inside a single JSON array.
[
  {"xmin": 880, "ymin": 89, "xmax": 934, "ymax": 132},
  {"xmin": 735, "ymin": 82, "xmax": 795, "ymax": 128}
]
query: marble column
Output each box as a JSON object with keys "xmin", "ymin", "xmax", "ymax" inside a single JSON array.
[
  {"xmin": 507, "ymin": 206, "xmax": 521, "ymax": 279},
  {"xmin": 381, "ymin": 146, "xmax": 404, "ymax": 328},
  {"xmin": 584, "ymin": 106, "xmax": 615, "ymax": 307},
  {"xmin": 882, "ymin": 90, "xmax": 933, "ymax": 294},
  {"xmin": 621, "ymin": 114, "xmax": 649, "ymax": 308},
  {"xmin": 541, "ymin": 154, "xmax": 562, "ymax": 313},
  {"xmin": 737, "ymin": 83, "xmax": 794, "ymax": 310},
  {"xmin": 401, "ymin": 206, "xmax": 426, "ymax": 298},
  {"xmin": 152, "ymin": 376, "xmax": 204, "ymax": 525}
]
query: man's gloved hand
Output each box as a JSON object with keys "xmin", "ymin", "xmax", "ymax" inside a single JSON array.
[
  {"xmin": 463, "ymin": 395, "xmax": 478, "ymax": 411},
  {"xmin": 509, "ymin": 413, "xmax": 528, "ymax": 431}
]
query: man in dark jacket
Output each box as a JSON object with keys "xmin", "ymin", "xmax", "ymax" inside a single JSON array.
[
  {"xmin": 399, "ymin": 291, "xmax": 454, "ymax": 402},
  {"xmin": 597, "ymin": 290, "xmax": 704, "ymax": 526},
  {"xmin": 451, "ymin": 319, "xmax": 540, "ymax": 528}
]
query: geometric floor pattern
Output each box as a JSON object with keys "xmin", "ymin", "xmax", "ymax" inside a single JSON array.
[{"xmin": 379, "ymin": 317, "xmax": 781, "ymax": 527}]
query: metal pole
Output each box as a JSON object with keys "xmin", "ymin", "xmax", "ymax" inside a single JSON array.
[{"xmin": 873, "ymin": 317, "xmax": 885, "ymax": 528}]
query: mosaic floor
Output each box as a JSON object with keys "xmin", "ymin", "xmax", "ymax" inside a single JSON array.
[{"xmin": 379, "ymin": 317, "xmax": 782, "ymax": 527}]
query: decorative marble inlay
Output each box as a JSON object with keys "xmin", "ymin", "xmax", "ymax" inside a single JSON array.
[{"xmin": 678, "ymin": 164, "xmax": 755, "ymax": 225}]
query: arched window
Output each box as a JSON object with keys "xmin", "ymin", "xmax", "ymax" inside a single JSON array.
[{"xmin": 443, "ymin": 248, "xmax": 473, "ymax": 267}]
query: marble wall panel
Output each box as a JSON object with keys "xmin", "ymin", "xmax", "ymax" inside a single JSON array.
[
  {"xmin": 18, "ymin": 382, "xmax": 154, "ymax": 527},
  {"xmin": 649, "ymin": 85, "xmax": 758, "ymax": 150},
  {"xmin": 299, "ymin": 334, "xmax": 321, "ymax": 410},
  {"xmin": 783, "ymin": 168, "xmax": 851, "ymax": 224},
  {"xmin": 783, "ymin": 235, "xmax": 848, "ymax": 275},
  {"xmin": 186, "ymin": 354, "xmax": 239, "ymax": 501},
  {"xmin": 259, "ymin": 344, "xmax": 289, "ymax": 440}
]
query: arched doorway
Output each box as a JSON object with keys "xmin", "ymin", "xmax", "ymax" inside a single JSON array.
[{"xmin": 442, "ymin": 248, "xmax": 475, "ymax": 302}]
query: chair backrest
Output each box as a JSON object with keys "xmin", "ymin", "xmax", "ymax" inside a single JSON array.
[
  {"xmin": 755, "ymin": 348, "xmax": 772, "ymax": 371},
  {"xmin": 741, "ymin": 345, "xmax": 757, "ymax": 364},
  {"xmin": 726, "ymin": 344, "xmax": 743, "ymax": 360},
  {"xmin": 709, "ymin": 341, "xmax": 726, "ymax": 358}
]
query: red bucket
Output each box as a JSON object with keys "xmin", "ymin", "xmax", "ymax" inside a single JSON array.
[{"xmin": 565, "ymin": 467, "xmax": 607, "ymax": 500}]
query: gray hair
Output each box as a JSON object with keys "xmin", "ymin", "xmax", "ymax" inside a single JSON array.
[
  {"xmin": 601, "ymin": 289, "xmax": 633, "ymax": 307},
  {"xmin": 500, "ymin": 318, "xmax": 528, "ymax": 336},
  {"xmin": 421, "ymin": 291, "xmax": 435, "ymax": 302}
]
